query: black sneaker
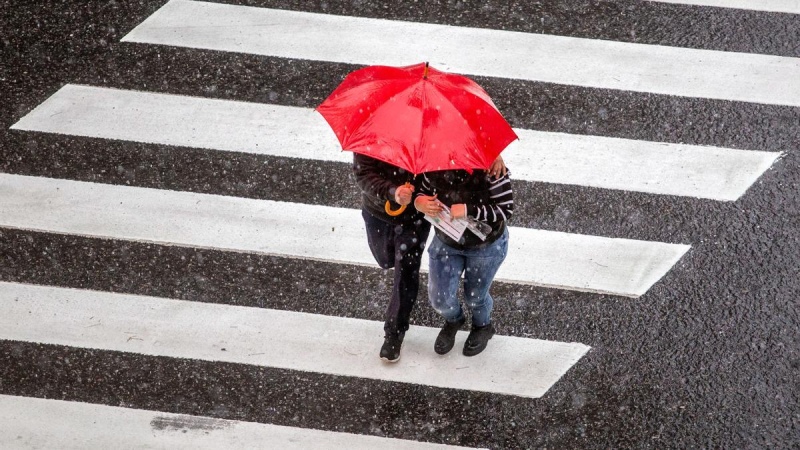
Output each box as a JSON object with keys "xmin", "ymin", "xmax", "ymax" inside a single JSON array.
[
  {"xmin": 463, "ymin": 323, "xmax": 496, "ymax": 357},
  {"xmin": 434, "ymin": 316, "xmax": 466, "ymax": 355},
  {"xmin": 380, "ymin": 332, "xmax": 405, "ymax": 362}
]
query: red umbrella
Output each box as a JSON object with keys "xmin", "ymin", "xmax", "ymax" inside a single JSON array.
[{"xmin": 317, "ymin": 62, "xmax": 518, "ymax": 175}]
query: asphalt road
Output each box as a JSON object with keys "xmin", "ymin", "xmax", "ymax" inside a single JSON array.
[{"xmin": 0, "ymin": 1, "xmax": 798, "ymax": 448}]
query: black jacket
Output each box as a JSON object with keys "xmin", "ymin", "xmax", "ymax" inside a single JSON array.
[{"xmin": 353, "ymin": 154, "xmax": 425, "ymax": 224}]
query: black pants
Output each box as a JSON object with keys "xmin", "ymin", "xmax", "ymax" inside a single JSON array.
[{"xmin": 362, "ymin": 209, "xmax": 431, "ymax": 336}]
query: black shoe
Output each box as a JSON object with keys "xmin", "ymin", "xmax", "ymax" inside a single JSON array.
[
  {"xmin": 463, "ymin": 323, "xmax": 496, "ymax": 357},
  {"xmin": 434, "ymin": 316, "xmax": 466, "ymax": 355},
  {"xmin": 380, "ymin": 332, "xmax": 405, "ymax": 362}
]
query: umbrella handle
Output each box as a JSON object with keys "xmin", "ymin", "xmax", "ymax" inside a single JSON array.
[
  {"xmin": 385, "ymin": 201, "xmax": 407, "ymax": 216},
  {"xmin": 385, "ymin": 181, "xmax": 413, "ymax": 216}
]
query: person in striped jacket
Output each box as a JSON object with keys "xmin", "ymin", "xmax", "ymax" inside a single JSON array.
[{"xmin": 414, "ymin": 168, "xmax": 513, "ymax": 357}]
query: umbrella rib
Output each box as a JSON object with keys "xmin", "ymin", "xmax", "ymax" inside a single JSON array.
[
  {"xmin": 427, "ymin": 84, "xmax": 482, "ymax": 169},
  {"xmin": 414, "ymin": 81, "xmax": 429, "ymax": 175}
]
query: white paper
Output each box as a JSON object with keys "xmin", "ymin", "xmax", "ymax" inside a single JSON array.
[{"xmin": 424, "ymin": 203, "xmax": 468, "ymax": 242}]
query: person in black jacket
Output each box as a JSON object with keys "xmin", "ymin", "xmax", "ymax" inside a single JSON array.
[
  {"xmin": 354, "ymin": 154, "xmax": 506, "ymax": 362},
  {"xmin": 414, "ymin": 168, "xmax": 513, "ymax": 357},
  {"xmin": 353, "ymin": 154, "xmax": 431, "ymax": 362}
]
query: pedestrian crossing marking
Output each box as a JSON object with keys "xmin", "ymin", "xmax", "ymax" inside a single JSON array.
[
  {"xmin": 11, "ymin": 84, "xmax": 782, "ymax": 200},
  {"xmin": 2, "ymin": 0, "xmax": 792, "ymax": 445},
  {"xmin": 0, "ymin": 282, "xmax": 590, "ymax": 399},
  {"xmin": 0, "ymin": 394, "xmax": 482, "ymax": 449},
  {"xmin": 648, "ymin": 0, "xmax": 800, "ymax": 15},
  {"xmin": 121, "ymin": 0, "xmax": 800, "ymax": 107},
  {"xmin": 0, "ymin": 173, "xmax": 690, "ymax": 297}
]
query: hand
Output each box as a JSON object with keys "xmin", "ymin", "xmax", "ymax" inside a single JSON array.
[
  {"xmin": 489, "ymin": 155, "xmax": 507, "ymax": 178},
  {"xmin": 394, "ymin": 183, "xmax": 414, "ymax": 206},
  {"xmin": 451, "ymin": 203, "xmax": 467, "ymax": 219},
  {"xmin": 414, "ymin": 195, "xmax": 443, "ymax": 216}
]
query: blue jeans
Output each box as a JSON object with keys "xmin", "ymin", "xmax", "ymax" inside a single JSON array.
[{"xmin": 427, "ymin": 228, "xmax": 509, "ymax": 327}]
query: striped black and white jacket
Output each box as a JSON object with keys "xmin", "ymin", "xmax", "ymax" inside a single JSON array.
[{"xmin": 416, "ymin": 169, "xmax": 514, "ymax": 249}]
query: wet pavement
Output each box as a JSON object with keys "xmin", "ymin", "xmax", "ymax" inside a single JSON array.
[{"xmin": 1, "ymin": 1, "xmax": 798, "ymax": 448}]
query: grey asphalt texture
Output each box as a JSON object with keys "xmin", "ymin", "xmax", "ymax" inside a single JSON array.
[{"xmin": 1, "ymin": 1, "xmax": 798, "ymax": 448}]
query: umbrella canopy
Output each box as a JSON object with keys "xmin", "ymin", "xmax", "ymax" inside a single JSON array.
[{"xmin": 317, "ymin": 62, "xmax": 518, "ymax": 175}]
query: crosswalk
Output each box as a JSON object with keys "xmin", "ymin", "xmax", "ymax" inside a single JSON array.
[
  {"xmin": 0, "ymin": 173, "xmax": 689, "ymax": 296},
  {"xmin": 1, "ymin": 395, "xmax": 476, "ymax": 449},
  {"xmin": 1, "ymin": 0, "xmax": 790, "ymax": 447},
  {"xmin": 122, "ymin": 0, "xmax": 800, "ymax": 106},
  {"xmin": 648, "ymin": 0, "xmax": 800, "ymax": 15},
  {"xmin": 0, "ymin": 282, "xmax": 589, "ymax": 398},
  {"xmin": 12, "ymin": 84, "xmax": 780, "ymax": 200}
]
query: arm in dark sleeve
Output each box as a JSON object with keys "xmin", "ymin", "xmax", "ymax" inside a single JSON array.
[
  {"xmin": 468, "ymin": 172, "xmax": 514, "ymax": 223},
  {"xmin": 353, "ymin": 154, "xmax": 396, "ymax": 201}
]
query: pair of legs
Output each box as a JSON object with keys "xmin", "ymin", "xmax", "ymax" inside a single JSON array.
[
  {"xmin": 427, "ymin": 229, "xmax": 508, "ymax": 355},
  {"xmin": 361, "ymin": 210, "xmax": 431, "ymax": 337}
]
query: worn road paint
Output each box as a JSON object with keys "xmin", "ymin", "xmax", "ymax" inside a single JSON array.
[{"xmin": 0, "ymin": 394, "xmax": 481, "ymax": 449}]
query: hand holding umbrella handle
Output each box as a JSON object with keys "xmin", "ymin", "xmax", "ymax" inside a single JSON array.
[{"xmin": 385, "ymin": 182, "xmax": 413, "ymax": 216}]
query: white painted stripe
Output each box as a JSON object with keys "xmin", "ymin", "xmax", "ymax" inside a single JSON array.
[
  {"xmin": 11, "ymin": 84, "xmax": 781, "ymax": 200},
  {"xmin": 502, "ymin": 133, "xmax": 782, "ymax": 201},
  {"xmin": 648, "ymin": 0, "xmax": 800, "ymax": 15},
  {"xmin": 121, "ymin": 0, "xmax": 800, "ymax": 107},
  {"xmin": 11, "ymin": 85, "xmax": 343, "ymax": 165},
  {"xmin": 0, "ymin": 282, "xmax": 591, "ymax": 399},
  {"xmin": 0, "ymin": 173, "xmax": 689, "ymax": 297},
  {"xmin": 0, "ymin": 395, "xmax": 481, "ymax": 449}
]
